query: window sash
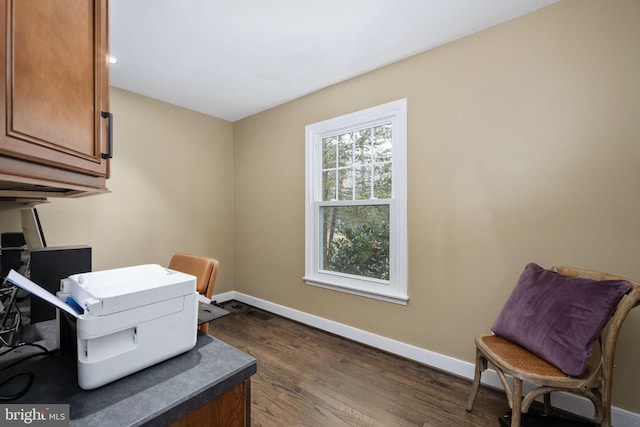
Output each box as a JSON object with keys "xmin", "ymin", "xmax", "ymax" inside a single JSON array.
[{"xmin": 318, "ymin": 200, "xmax": 391, "ymax": 281}]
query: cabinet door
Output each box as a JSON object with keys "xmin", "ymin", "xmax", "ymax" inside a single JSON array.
[{"xmin": 0, "ymin": 0, "xmax": 110, "ymax": 178}]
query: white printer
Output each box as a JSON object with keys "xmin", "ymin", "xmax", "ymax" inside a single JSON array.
[{"xmin": 8, "ymin": 264, "xmax": 198, "ymax": 390}]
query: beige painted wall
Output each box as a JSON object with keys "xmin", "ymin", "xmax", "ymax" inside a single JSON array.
[
  {"xmin": 0, "ymin": 88, "xmax": 236, "ymax": 292},
  {"xmin": 0, "ymin": 0, "xmax": 638, "ymax": 415},
  {"xmin": 233, "ymin": 0, "xmax": 640, "ymax": 412}
]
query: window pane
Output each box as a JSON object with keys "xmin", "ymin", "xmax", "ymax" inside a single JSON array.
[
  {"xmin": 373, "ymin": 124, "xmax": 392, "ymax": 163},
  {"xmin": 322, "ymin": 170, "xmax": 336, "ymax": 201},
  {"xmin": 320, "ymin": 205, "xmax": 390, "ymax": 280},
  {"xmin": 322, "ymin": 136, "xmax": 337, "ymax": 169},
  {"xmin": 354, "ymin": 165, "xmax": 372, "ymax": 200},
  {"xmin": 353, "ymin": 128, "xmax": 372, "ymax": 165},
  {"xmin": 337, "ymin": 133, "xmax": 352, "ymax": 167},
  {"xmin": 373, "ymin": 163, "xmax": 392, "ymax": 199},
  {"xmin": 337, "ymin": 168, "xmax": 354, "ymax": 200}
]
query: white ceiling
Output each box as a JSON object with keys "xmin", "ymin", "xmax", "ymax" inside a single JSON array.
[{"xmin": 109, "ymin": 0, "xmax": 558, "ymax": 122}]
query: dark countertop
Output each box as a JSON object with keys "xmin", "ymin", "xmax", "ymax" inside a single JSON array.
[{"xmin": 1, "ymin": 320, "xmax": 257, "ymax": 426}]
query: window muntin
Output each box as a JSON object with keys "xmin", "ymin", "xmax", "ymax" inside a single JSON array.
[
  {"xmin": 321, "ymin": 124, "xmax": 392, "ymax": 201},
  {"xmin": 304, "ymin": 99, "xmax": 407, "ymax": 304}
]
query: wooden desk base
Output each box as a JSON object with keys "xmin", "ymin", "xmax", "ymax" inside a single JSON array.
[{"xmin": 170, "ymin": 379, "xmax": 251, "ymax": 427}]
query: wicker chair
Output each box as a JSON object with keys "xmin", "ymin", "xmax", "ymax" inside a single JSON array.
[
  {"xmin": 466, "ymin": 266, "xmax": 640, "ymax": 427},
  {"xmin": 168, "ymin": 253, "xmax": 219, "ymax": 334}
]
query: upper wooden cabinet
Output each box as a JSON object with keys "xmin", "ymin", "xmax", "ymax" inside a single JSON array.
[{"xmin": 0, "ymin": 0, "xmax": 110, "ymax": 203}]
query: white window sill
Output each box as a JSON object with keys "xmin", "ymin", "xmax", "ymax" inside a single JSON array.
[{"xmin": 303, "ymin": 276, "xmax": 408, "ymax": 305}]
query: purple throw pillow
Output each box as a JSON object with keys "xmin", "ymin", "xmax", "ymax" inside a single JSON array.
[{"xmin": 491, "ymin": 263, "xmax": 631, "ymax": 376}]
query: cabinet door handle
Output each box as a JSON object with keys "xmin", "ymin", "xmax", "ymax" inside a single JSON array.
[{"xmin": 100, "ymin": 111, "xmax": 113, "ymax": 159}]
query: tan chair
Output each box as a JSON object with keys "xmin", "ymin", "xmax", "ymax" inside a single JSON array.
[
  {"xmin": 466, "ymin": 266, "xmax": 640, "ymax": 427},
  {"xmin": 168, "ymin": 253, "xmax": 219, "ymax": 334}
]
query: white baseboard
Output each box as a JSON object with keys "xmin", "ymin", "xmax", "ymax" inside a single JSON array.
[{"xmin": 212, "ymin": 291, "xmax": 640, "ymax": 427}]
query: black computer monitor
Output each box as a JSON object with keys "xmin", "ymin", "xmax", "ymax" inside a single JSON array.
[{"xmin": 20, "ymin": 208, "xmax": 47, "ymax": 250}]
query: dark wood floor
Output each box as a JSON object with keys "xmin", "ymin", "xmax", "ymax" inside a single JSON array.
[{"xmin": 208, "ymin": 302, "xmax": 509, "ymax": 427}]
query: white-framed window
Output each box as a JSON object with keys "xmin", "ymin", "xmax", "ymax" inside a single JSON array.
[{"xmin": 304, "ymin": 99, "xmax": 407, "ymax": 304}]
